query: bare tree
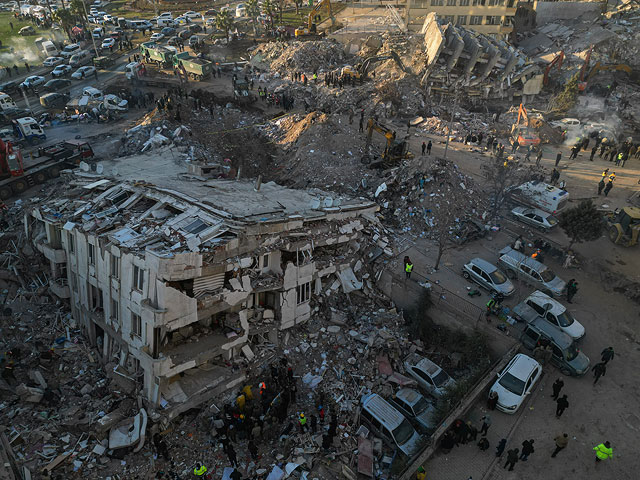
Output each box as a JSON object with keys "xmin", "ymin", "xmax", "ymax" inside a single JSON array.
[{"xmin": 480, "ymin": 154, "xmax": 540, "ymax": 221}]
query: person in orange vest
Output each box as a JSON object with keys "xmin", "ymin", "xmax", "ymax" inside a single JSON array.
[{"xmin": 259, "ymin": 381, "xmax": 266, "ymax": 395}]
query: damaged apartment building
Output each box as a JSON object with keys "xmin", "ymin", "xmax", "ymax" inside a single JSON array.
[
  {"xmin": 25, "ymin": 173, "xmax": 377, "ymax": 419},
  {"xmin": 420, "ymin": 12, "xmax": 543, "ymax": 101}
]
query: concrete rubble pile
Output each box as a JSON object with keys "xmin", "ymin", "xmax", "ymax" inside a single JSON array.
[{"xmin": 251, "ymin": 39, "xmax": 347, "ymax": 76}]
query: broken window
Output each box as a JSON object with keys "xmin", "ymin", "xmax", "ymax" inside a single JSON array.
[
  {"xmin": 133, "ymin": 265, "xmax": 144, "ymax": 291},
  {"xmin": 71, "ymin": 272, "xmax": 78, "ymax": 293},
  {"xmin": 470, "ymin": 15, "xmax": 483, "ymax": 25},
  {"xmin": 256, "ymin": 291, "xmax": 277, "ymax": 309},
  {"xmin": 456, "ymin": 15, "xmax": 467, "ymax": 25},
  {"xmin": 131, "ymin": 313, "xmax": 142, "ymax": 338},
  {"xmin": 184, "ymin": 218, "xmax": 210, "ymax": 235},
  {"xmin": 111, "ymin": 255, "xmax": 119, "ymax": 279},
  {"xmin": 112, "ymin": 298, "xmax": 119, "ymax": 324},
  {"xmin": 88, "ymin": 243, "xmax": 95, "ymax": 265},
  {"xmin": 485, "ymin": 15, "xmax": 501, "ymax": 25},
  {"xmin": 68, "ymin": 232, "xmax": 75, "ymax": 253},
  {"xmin": 263, "ymin": 253, "xmax": 269, "ymax": 269},
  {"xmin": 296, "ymin": 282, "xmax": 311, "ymax": 305},
  {"xmin": 90, "ymin": 285, "xmax": 104, "ymax": 311}
]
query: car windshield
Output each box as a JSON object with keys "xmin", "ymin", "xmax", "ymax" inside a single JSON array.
[
  {"xmin": 539, "ymin": 269, "xmax": 556, "ymax": 282},
  {"xmin": 556, "ymin": 310, "xmax": 575, "ymax": 327},
  {"xmin": 432, "ymin": 370, "xmax": 450, "ymax": 388},
  {"xmin": 498, "ymin": 372, "xmax": 525, "ymax": 395},
  {"xmin": 392, "ymin": 418, "xmax": 415, "ymax": 445},
  {"xmin": 489, "ymin": 269, "xmax": 507, "ymax": 285},
  {"xmin": 565, "ymin": 343, "xmax": 579, "ymax": 361},
  {"xmin": 412, "ymin": 397, "xmax": 429, "ymax": 415},
  {"xmin": 546, "ymin": 215, "xmax": 558, "ymax": 225}
]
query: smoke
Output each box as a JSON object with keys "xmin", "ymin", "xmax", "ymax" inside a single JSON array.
[{"xmin": 0, "ymin": 29, "xmax": 67, "ymax": 67}]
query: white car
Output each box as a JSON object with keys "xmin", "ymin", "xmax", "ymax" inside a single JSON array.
[
  {"xmin": 60, "ymin": 43, "xmax": 80, "ymax": 58},
  {"xmin": 82, "ymin": 86, "xmax": 104, "ymax": 100},
  {"xmin": 92, "ymin": 27, "xmax": 104, "ymax": 38},
  {"xmin": 550, "ymin": 118, "xmax": 580, "ymax": 129},
  {"xmin": 20, "ymin": 75, "xmax": 46, "ymax": 89},
  {"xmin": 205, "ymin": 17, "xmax": 216, "ymax": 26},
  {"xmin": 489, "ymin": 353, "xmax": 542, "ymax": 414},
  {"xmin": 101, "ymin": 37, "xmax": 116, "ymax": 49},
  {"xmin": 511, "ymin": 206, "xmax": 558, "ymax": 232},
  {"xmin": 521, "ymin": 290, "xmax": 585, "ymax": 340},
  {"xmin": 51, "ymin": 64, "xmax": 72, "ymax": 77},
  {"xmin": 71, "ymin": 66, "xmax": 97, "ymax": 80},
  {"xmin": 183, "ymin": 10, "xmax": 200, "ymax": 19},
  {"xmin": 103, "ymin": 13, "xmax": 113, "ymax": 22},
  {"xmin": 158, "ymin": 11, "xmax": 172, "ymax": 19},
  {"xmin": 43, "ymin": 56, "xmax": 64, "ymax": 67},
  {"xmin": 174, "ymin": 15, "xmax": 188, "ymax": 24},
  {"xmin": 403, "ymin": 354, "xmax": 455, "ymax": 397},
  {"xmin": 150, "ymin": 32, "xmax": 165, "ymax": 41}
]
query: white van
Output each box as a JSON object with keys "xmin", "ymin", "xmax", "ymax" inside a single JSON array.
[
  {"xmin": 509, "ymin": 181, "xmax": 569, "ymax": 215},
  {"xmin": 360, "ymin": 393, "xmax": 422, "ymax": 457},
  {"xmin": 69, "ymin": 50, "xmax": 93, "ymax": 67},
  {"xmin": 130, "ymin": 19, "xmax": 153, "ymax": 30},
  {"xmin": 0, "ymin": 93, "xmax": 18, "ymax": 112},
  {"xmin": 157, "ymin": 12, "xmax": 172, "ymax": 19}
]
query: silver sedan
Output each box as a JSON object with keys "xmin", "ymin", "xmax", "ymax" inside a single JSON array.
[{"xmin": 511, "ymin": 206, "xmax": 558, "ymax": 231}]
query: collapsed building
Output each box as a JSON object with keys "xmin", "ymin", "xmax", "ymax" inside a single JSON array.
[
  {"xmin": 420, "ymin": 13, "xmax": 543, "ymax": 101},
  {"xmin": 25, "ymin": 154, "xmax": 378, "ymax": 420}
]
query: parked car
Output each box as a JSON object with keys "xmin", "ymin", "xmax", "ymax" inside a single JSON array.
[
  {"xmin": 0, "ymin": 81, "xmax": 18, "ymax": 94},
  {"xmin": 511, "ymin": 206, "xmax": 558, "ymax": 232},
  {"xmin": 519, "ymin": 317, "xmax": 590, "ymax": 376},
  {"xmin": 204, "ymin": 9, "xmax": 218, "ymax": 16},
  {"xmin": 177, "ymin": 29, "xmax": 192, "ymax": 40},
  {"xmin": 360, "ymin": 393, "xmax": 422, "ymax": 457},
  {"xmin": 51, "ymin": 64, "xmax": 72, "ymax": 77},
  {"xmin": 489, "ymin": 353, "xmax": 542, "ymax": 414},
  {"xmin": 183, "ymin": 10, "xmax": 200, "ymax": 19},
  {"xmin": 71, "ymin": 66, "xmax": 97, "ymax": 80},
  {"xmin": 462, "ymin": 258, "xmax": 515, "ymax": 297},
  {"xmin": 498, "ymin": 246, "xmax": 566, "ymax": 297},
  {"xmin": 82, "ymin": 86, "xmax": 104, "ymax": 100},
  {"xmin": 43, "ymin": 56, "xmax": 64, "ymax": 67},
  {"xmin": 101, "ymin": 37, "xmax": 116, "ymax": 49},
  {"xmin": 150, "ymin": 32, "xmax": 165, "ymax": 42},
  {"xmin": 404, "ymin": 354, "xmax": 455, "ymax": 397},
  {"xmin": 19, "ymin": 26, "xmax": 35, "ymax": 35},
  {"xmin": 515, "ymin": 290, "xmax": 585, "ymax": 340},
  {"xmin": 550, "ymin": 118, "xmax": 580, "ymax": 129},
  {"xmin": 160, "ymin": 27, "xmax": 176, "ymax": 36},
  {"xmin": 205, "ymin": 17, "xmax": 216, "ymax": 26},
  {"xmin": 92, "ymin": 27, "xmax": 105, "ymax": 38},
  {"xmin": 60, "ymin": 43, "xmax": 81, "ymax": 58},
  {"xmin": 387, "ymin": 388, "xmax": 436, "ymax": 434},
  {"xmin": 187, "ymin": 23, "xmax": 202, "ymax": 33},
  {"xmin": 20, "ymin": 75, "xmax": 46, "ymax": 89},
  {"xmin": 42, "ymin": 78, "xmax": 72, "ymax": 92},
  {"xmin": 174, "ymin": 15, "xmax": 188, "ymax": 25},
  {"xmin": 40, "ymin": 92, "xmax": 70, "ymax": 109}
]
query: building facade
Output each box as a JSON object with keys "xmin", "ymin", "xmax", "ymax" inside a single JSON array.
[
  {"xmin": 406, "ymin": 0, "xmax": 517, "ymax": 37},
  {"xmin": 27, "ymin": 178, "xmax": 377, "ymax": 418}
]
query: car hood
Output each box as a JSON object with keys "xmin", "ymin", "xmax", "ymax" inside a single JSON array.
[
  {"xmin": 400, "ymin": 431, "xmax": 422, "ymax": 457},
  {"xmin": 546, "ymin": 276, "xmax": 566, "ymax": 295},
  {"xmin": 562, "ymin": 319, "xmax": 585, "ymax": 340},
  {"xmin": 490, "ymin": 384, "xmax": 522, "ymax": 410},
  {"xmin": 568, "ymin": 351, "xmax": 590, "ymax": 375},
  {"xmin": 497, "ymin": 279, "xmax": 516, "ymax": 296},
  {"xmin": 416, "ymin": 406, "xmax": 437, "ymax": 431}
]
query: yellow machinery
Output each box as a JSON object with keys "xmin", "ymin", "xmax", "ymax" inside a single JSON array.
[
  {"xmin": 511, "ymin": 103, "xmax": 540, "ymax": 147},
  {"xmin": 295, "ymin": 0, "xmax": 334, "ymax": 36},
  {"xmin": 607, "ymin": 207, "xmax": 640, "ymax": 247},
  {"xmin": 580, "ymin": 62, "xmax": 632, "ymax": 90},
  {"xmin": 361, "ymin": 118, "xmax": 412, "ymax": 168}
]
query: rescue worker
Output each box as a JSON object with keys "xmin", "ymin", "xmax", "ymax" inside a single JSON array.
[
  {"xmin": 193, "ymin": 462, "xmax": 208, "ymax": 476},
  {"xmin": 609, "ymin": 172, "xmax": 616, "ymax": 182},
  {"xmin": 416, "ymin": 466, "xmax": 426, "ymax": 480},
  {"xmin": 485, "ymin": 298, "xmax": 497, "ymax": 322},
  {"xmin": 298, "ymin": 413, "xmax": 308, "ymax": 432},
  {"xmin": 259, "ymin": 381, "xmax": 266, "ymax": 395},
  {"xmin": 405, "ymin": 260, "xmax": 413, "ymax": 280},
  {"xmin": 594, "ymin": 441, "xmax": 612, "ymax": 463},
  {"xmin": 242, "ymin": 384, "xmax": 253, "ymax": 401}
]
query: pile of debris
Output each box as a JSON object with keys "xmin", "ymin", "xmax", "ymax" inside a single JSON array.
[{"xmin": 251, "ymin": 39, "xmax": 348, "ymax": 75}]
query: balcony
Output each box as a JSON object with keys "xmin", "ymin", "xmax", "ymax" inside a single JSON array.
[
  {"xmin": 36, "ymin": 241, "xmax": 66, "ymax": 264},
  {"xmin": 50, "ymin": 278, "xmax": 71, "ymax": 299},
  {"xmin": 160, "ymin": 330, "xmax": 238, "ymax": 371}
]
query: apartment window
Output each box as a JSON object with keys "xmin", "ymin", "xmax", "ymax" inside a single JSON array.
[
  {"xmin": 296, "ymin": 282, "xmax": 311, "ymax": 305},
  {"xmin": 486, "ymin": 15, "xmax": 501, "ymax": 24},
  {"xmin": 263, "ymin": 253, "xmax": 269, "ymax": 268},
  {"xmin": 131, "ymin": 313, "xmax": 142, "ymax": 338},
  {"xmin": 446, "ymin": 0, "xmax": 456, "ymax": 5},
  {"xmin": 430, "ymin": 0, "xmax": 444, "ymax": 5},
  {"xmin": 110, "ymin": 255, "xmax": 119, "ymax": 279},
  {"xmin": 457, "ymin": 15, "xmax": 468, "ymax": 25},
  {"xmin": 88, "ymin": 243, "xmax": 95, "ymax": 265},
  {"xmin": 71, "ymin": 273, "xmax": 78, "ymax": 293},
  {"xmin": 470, "ymin": 15, "xmax": 483, "ymax": 25},
  {"xmin": 111, "ymin": 298, "xmax": 119, "ymax": 324},
  {"xmin": 443, "ymin": 15, "xmax": 455, "ymax": 23},
  {"xmin": 459, "ymin": 0, "xmax": 469, "ymax": 5},
  {"xmin": 133, "ymin": 265, "xmax": 144, "ymax": 291},
  {"xmin": 68, "ymin": 232, "xmax": 75, "ymax": 253}
]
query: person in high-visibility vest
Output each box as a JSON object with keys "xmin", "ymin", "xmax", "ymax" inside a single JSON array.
[
  {"xmin": 594, "ymin": 441, "xmax": 612, "ymax": 462},
  {"xmin": 405, "ymin": 260, "xmax": 413, "ymax": 280},
  {"xmin": 416, "ymin": 466, "xmax": 427, "ymax": 480},
  {"xmin": 298, "ymin": 413, "xmax": 308, "ymax": 433},
  {"xmin": 242, "ymin": 384, "xmax": 253, "ymax": 401},
  {"xmin": 193, "ymin": 463, "xmax": 207, "ymax": 476}
]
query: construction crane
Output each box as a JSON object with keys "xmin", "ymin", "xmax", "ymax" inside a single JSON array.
[
  {"xmin": 511, "ymin": 103, "xmax": 540, "ymax": 147},
  {"xmin": 543, "ymin": 50, "xmax": 564, "ymax": 86},
  {"xmin": 294, "ymin": 0, "xmax": 335, "ymax": 37},
  {"xmin": 361, "ymin": 118, "xmax": 412, "ymax": 168}
]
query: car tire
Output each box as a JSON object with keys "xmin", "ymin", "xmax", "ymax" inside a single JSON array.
[
  {"xmin": 462, "ymin": 271, "xmax": 470, "ymax": 280},
  {"xmin": 0, "ymin": 186, "xmax": 12, "ymax": 200}
]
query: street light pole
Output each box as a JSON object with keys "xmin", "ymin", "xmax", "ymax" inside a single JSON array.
[{"xmin": 81, "ymin": 0, "xmax": 100, "ymax": 58}]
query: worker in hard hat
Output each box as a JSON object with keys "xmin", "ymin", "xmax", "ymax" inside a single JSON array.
[
  {"xmin": 193, "ymin": 462, "xmax": 208, "ymax": 476},
  {"xmin": 298, "ymin": 413, "xmax": 308, "ymax": 433}
]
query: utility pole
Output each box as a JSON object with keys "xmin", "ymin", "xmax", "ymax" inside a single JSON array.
[
  {"xmin": 81, "ymin": 0, "xmax": 100, "ymax": 59},
  {"xmin": 443, "ymin": 91, "xmax": 458, "ymax": 159}
]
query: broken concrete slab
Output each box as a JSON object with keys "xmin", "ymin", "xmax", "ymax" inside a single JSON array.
[
  {"xmin": 108, "ymin": 408, "xmax": 148, "ymax": 451},
  {"xmin": 15, "ymin": 384, "xmax": 44, "ymax": 403}
]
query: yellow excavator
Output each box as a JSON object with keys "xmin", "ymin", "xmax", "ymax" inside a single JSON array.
[
  {"xmin": 341, "ymin": 52, "xmax": 410, "ymax": 81},
  {"xmin": 361, "ymin": 118, "xmax": 412, "ymax": 168},
  {"xmin": 606, "ymin": 207, "xmax": 640, "ymax": 247},
  {"xmin": 511, "ymin": 103, "xmax": 540, "ymax": 147},
  {"xmin": 294, "ymin": 0, "xmax": 335, "ymax": 37}
]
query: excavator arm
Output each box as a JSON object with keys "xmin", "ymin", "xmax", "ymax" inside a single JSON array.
[
  {"xmin": 584, "ymin": 62, "xmax": 632, "ymax": 84},
  {"xmin": 362, "ymin": 118, "xmax": 412, "ymax": 167},
  {"xmin": 359, "ymin": 51, "xmax": 410, "ymax": 79},
  {"xmin": 543, "ymin": 50, "xmax": 564, "ymax": 86}
]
